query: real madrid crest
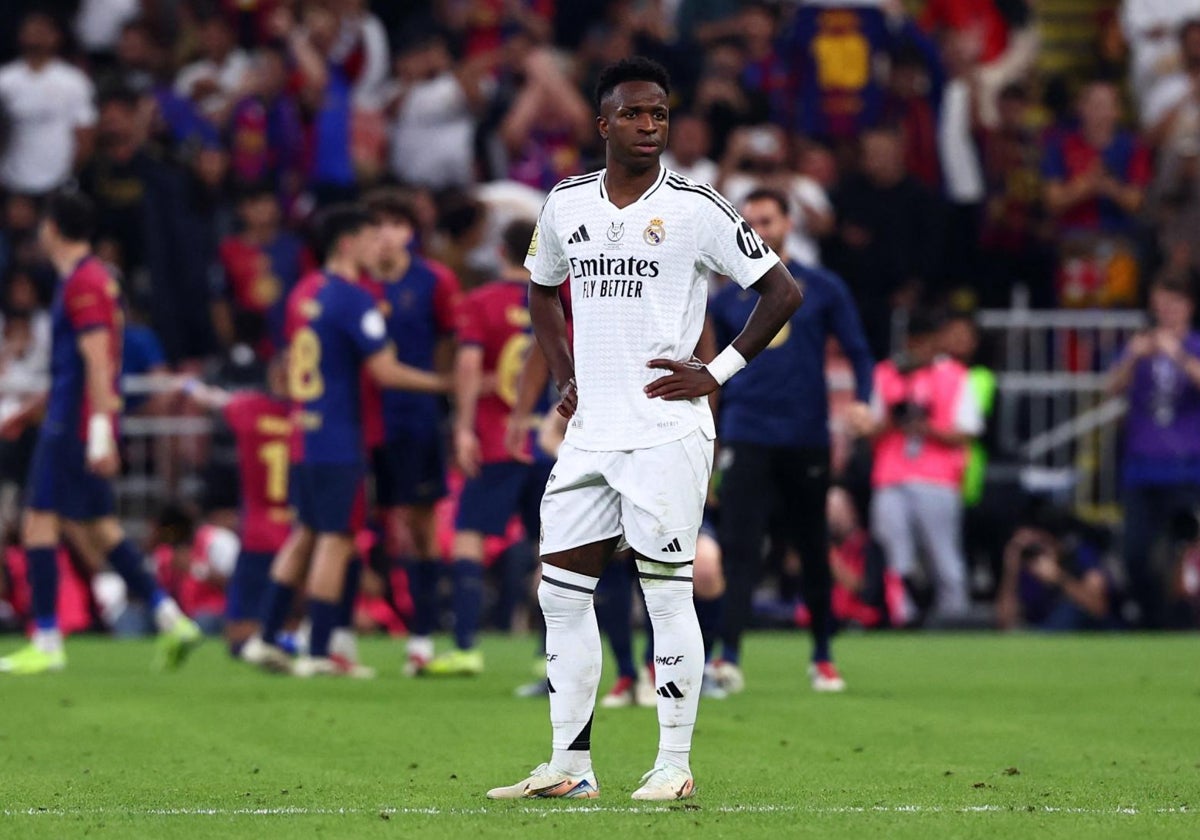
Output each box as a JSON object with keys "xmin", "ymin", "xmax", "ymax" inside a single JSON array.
[
  {"xmin": 643, "ymin": 218, "xmax": 666, "ymax": 246},
  {"xmin": 607, "ymin": 221, "xmax": 624, "ymax": 242}
]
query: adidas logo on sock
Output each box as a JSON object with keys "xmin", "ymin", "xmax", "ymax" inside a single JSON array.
[
  {"xmin": 661, "ymin": 538, "xmax": 682, "ymax": 554},
  {"xmin": 567, "ymin": 224, "xmax": 591, "ymax": 244},
  {"xmin": 656, "ymin": 681, "xmax": 684, "ymax": 699}
]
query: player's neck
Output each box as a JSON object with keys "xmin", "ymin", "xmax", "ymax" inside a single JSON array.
[
  {"xmin": 325, "ymin": 256, "xmax": 359, "ymax": 281},
  {"xmin": 603, "ymin": 159, "xmax": 662, "ymax": 209},
  {"xmin": 52, "ymin": 244, "xmax": 91, "ymax": 278}
]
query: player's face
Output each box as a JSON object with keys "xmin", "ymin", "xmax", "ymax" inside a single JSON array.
[
  {"xmin": 598, "ymin": 81, "xmax": 669, "ymax": 171},
  {"xmin": 1151, "ymin": 287, "xmax": 1194, "ymax": 331},
  {"xmin": 373, "ymin": 218, "xmax": 414, "ymax": 275},
  {"xmin": 741, "ymin": 198, "xmax": 790, "ymax": 256},
  {"xmin": 36, "ymin": 217, "xmax": 59, "ymax": 256},
  {"xmin": 350, "ymin": 224, "xmax": 380, "ymax": 272}
]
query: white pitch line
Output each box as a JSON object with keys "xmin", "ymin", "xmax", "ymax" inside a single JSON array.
[{"xmin": 1, "ymin": 805, "xmax": 1193, "ymax": 818}]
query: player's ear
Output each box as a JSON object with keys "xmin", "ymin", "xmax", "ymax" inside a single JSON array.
[{"xmin": 596, "ymin": 114, "xmax": 608, "ymax": 141}]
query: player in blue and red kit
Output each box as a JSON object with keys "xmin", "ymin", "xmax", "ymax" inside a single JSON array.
[
  {"xmin": 0, "ymin": 191, "xmax": 201, "ymax": 676},
  {"xmin": 241, "ymin": 205, "xmax": 449, "ymax": 677},
  {"xmin": 423, "ymin": 219, "xmax": 551, "ymax": 677},
  {"xmin": 363, "ymin": 190, "xmax": 461, "ymax": 675}
]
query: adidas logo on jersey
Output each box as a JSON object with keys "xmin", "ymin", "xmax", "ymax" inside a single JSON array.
[
  {"xmin": 661, "ymin": 537, "xmax": 683, "ymax": 554},
  {"xmin": 567, "ymin": 224, "xmax": 591, "ymax": 244},
  {"xmin": 657, "ymin": 681, "xmax": 684, "ymax": 699}
]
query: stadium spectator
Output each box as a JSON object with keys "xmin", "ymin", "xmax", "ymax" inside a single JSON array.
[
  {"xmin": 175, "ymin": 6, "xmax": 250, "ymax": 122},
  {"xmin": 717, "ymin": 125, "xmax": 833, "ymax": 267},
  {"xmin": 80, "ymin": 84, "xmax": 216, "ymax": 364},
  {"xmin": 75, "ymin": 0, "xmax": 142, "ymax": 64},
  {"xmin": 0, "ymin": 12, "xmax": 97, "ymax": 196},
  {"xmin": 849, "ymin": 311, "xmax": 982, "ymax": 625},
  {"xmin": 226, "ymin": 45, "xmax": 305, "ymax": 202},
  {"xmin": 978, "ymin": 82, "xmax": 1053, "ymax": 307},
  {"xmin": 661, "ymin": 111, "xmax": 717, "ymax": 185},
  {"xmin": 329, "ymin": 0, "xmax": 391, "ymax": 108},
  {"xmin": 1042, "ymin": 81, "xmax": 1149, "ymax": 308},
  {"xmin": 882, "ymin": 37, "xmax": 944, "ymax": 192},
  {"xmin": 827, "ymin": 124, "xmax": 945, "ymax": 359},
  {"xmin": 387, "ymin": 30, "xmax": 494, "ymax": 190},
  {"xmin": 937, "ymin": 31, "xmax": 986, "ymax": 290},
  {"xmin": 995, "ymin": 502, "xmax": 1115, "ymax": 631},
  {"xmin": 153, "ymin": 505, "xmax": 237, "ymax": 636},
  {"xmin": 1122, "ymin": 0, "xmax": 1200, "ymax": 124},
  {"xmin": 1142, "ymin": 20, "xmax": 1200, "ymax": 149},
  {"xmin": 1107, "ymin": 270, "xmax": 1200, "ymax": 628}
]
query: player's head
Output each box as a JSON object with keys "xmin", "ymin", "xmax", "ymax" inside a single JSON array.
[
  {"xmin": 1150, "ymin": 269, "xmax": 1196, "ymax": 331},
  {"xmin": 18, "ymin": 11, "xmax": 62, "ymax": 61},
  {"xmin": 40, "ymin": 189, "xmax": 96, "ymax": 255},
  {"xmin": 903, "ymin": 310, "xmax": 943, "ymax": 366},
  {"xmin": 939, "ymin": 310, "xmax": 980, "ymax": 364},
  {"xmin": 364, "ymin": 188, "xmax": 417, "ymax": 277},
  {"xmin": 595, "ymin": 57, "xmax": 671, "ymax": 172},
  {"xmin": 236, "ymin": 182, "xmax": 281, "ymax": 231},
  {"xmin": 740, "ymin": 188, "xmax": 790, "ymax": 257},
  {"xmin": 314, "ymin": 203, "xmax": 376, "ymax": 269},
  {"xmin": 500, "ymin": 218, "xmax": 537, "ymax": 276}
]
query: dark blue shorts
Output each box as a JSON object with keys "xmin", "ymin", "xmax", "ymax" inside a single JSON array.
[
  {"xmin": 456, "ymin": 461, "xmax": 553, "ymax": 538},
  {"xmin": 226, "ymin": 549, "xmax": 274, "ymax": 621},
  {"xmin": 290, "ymin": 462, "xmax": 363, "ymax": 534},
  {"xmin": 372, "ymin": 425, "xmax": 448, "ymax": 508},
  {"xmin": 26, "ymin": 429, "xmax": 115, "ymax": 521}
]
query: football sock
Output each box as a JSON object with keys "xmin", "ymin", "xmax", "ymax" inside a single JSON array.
[
  {"xmin": 26, "ymin": 546, "xmax": 59, "ymax": 633},
  {"xmin": 338, "ymin": 558, "xmax": 362, "ymax": 629},
  {"xmin": 106, "ymin": 539, "xmax": 164, "ymax": 607},
  {"xmin": 33, "ymin": 627, "xmax": 63, "ymax": 654},
  {"xmin": 694, "ymin": 595, "xmax": 722, "ymax": 661},
  {"xmin": 407, "ymin": 559, "xmax": 439, "ymax": 637},
  {"xmin": 452, "ymin": 559, "xmax": 484, "ymax": 650},
  {"xmin": 260, "ymin": 580, "xmax": 296, "ymax": 644},
  {"xmin": 801, "ymin": 546, "xmax": 834, "ymax": 663},
  {"xmin": 307, "ymin": 598, "xmax": 339, "ymax": 658},
  {"xmin": 595, "ymin": 560, "xmax": 636, "ymax": 680},
  {"xmin": 642, "ymin": 578, "xmax": 704, "ymax": 774},
  {"xmin": 539, "ymin": 566, "xmax": 600, "ymax": 777}
]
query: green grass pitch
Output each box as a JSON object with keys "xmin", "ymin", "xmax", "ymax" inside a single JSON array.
[{"xmin": 0, "ymin": 633, "xmax": 1196, "ymax": 839}]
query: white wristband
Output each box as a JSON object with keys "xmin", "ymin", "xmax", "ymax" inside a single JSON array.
[
  {"xmin": 87, "ymin": 413, "xmax": 116, "ymax": 462},
  {"xmin": 706, "ymin": 346, "xmax": 748, "ymax": 386}
]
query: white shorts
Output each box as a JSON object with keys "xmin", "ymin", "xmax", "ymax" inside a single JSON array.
[{"xmin": 539, "ymin": 429, "xmax": 714, "ymax": 573}]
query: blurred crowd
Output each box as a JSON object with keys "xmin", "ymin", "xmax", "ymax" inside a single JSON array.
[{"xmin": 3, "ymin": 0, "xmax": 1200, "ymax": 638}]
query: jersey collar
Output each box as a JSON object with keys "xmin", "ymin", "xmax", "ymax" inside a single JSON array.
[{"xmin": 598, "ymin": 166, "xmax": 668, "ymax": 210}]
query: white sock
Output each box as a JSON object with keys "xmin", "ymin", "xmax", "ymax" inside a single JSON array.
[
  {"xmin": 407, "ymin": 635, "xmax": 433, "ymax": 661},
  {"xmin": 330, "ymin": 628, "xmax": 357, "ymax": 660},
  {"xmin": 642, "ymin": 578, "xmax": 704, "ymax": 774},
  {"xmin": 153, "ymin": 598, "xmax": 183, "ymax": 633},
  {"xmin": 33, "ymin": 628, "xmax": 63, "ymax": 654},
  {"xmin": 539, "ymin": 566, "xmax": 601, "ymax": 777}
]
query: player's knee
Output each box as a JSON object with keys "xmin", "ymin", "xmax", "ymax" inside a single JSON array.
[
  {"xmin": 537, "ymin": 577, "xmax": 592, "ymax": 617},
  {"xmin": 640, "ymin": 576, "xmax": 693, "ymax": 620},
  {"xmin": 452, "ymin": 531, "xmax": 485, "ymax": 561},
  {"xmin": 21, "ymin": 510, "xmax": 57, "ymax": 547},
  {"xmin": 693, "ymin": 536, "xmax": 724, "ymax": 599}
]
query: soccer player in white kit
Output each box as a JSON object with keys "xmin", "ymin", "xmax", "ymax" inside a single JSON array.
[{"xmin": 487, "ymin": 58, "xmax": 802, "ymax": 802}]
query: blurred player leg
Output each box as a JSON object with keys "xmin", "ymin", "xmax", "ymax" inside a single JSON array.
[
  {"xmin": 715, "ymin": 444, "xmax": 773, "ymax": 692},
  {"xmin": 244, "ymin": 526, "xmax": 314, "ymax": 671},
  {"xmin": 692, "ymin": 531, "xmax": 727, "ymax": 699},
  {"xmin": 870, "ymin": 486, "xmax": 920, "ymax": 626},
  {"xmin": 596, "ymin": 554, "xmax": 640, "ymax": 707},
  {"xmin": 295, "ymin": 532, "xmax": 367, "ymax": 677},
  {"xmin": 910, "ymin": 484, "xmax": 969, "ymax": 622},
  {"xmin": 0, "ymin": 510, "xmax": 66, "ymax": 674}
]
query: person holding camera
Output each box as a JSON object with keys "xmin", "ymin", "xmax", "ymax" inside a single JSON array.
[
  {"xmin": 1107, "ymin": 270, "xmax": 1200, "ymax": 627},
  {"xmin": 848, "ymin": 311, "xmax": 982, "ymax": 624},
  {"xmin": 995, "ymin": 503, "xmax": 1114, "ymax": 631}
]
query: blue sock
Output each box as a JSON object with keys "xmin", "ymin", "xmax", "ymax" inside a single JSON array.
[
  {"xmin": 260, "ymin": 581, "xmax": 296, "ymax": 644},
  {"xmin": 452, "ymin": 559, "xmax": 483, "ymax": 651},
  {"xmin": 26, "ymin": 546, "xmax": 59, "ymax": 631},
  {"xmin": 307, "ymin": 598, "xmax": 340, "ymax": 658},
  {"xmin": 407, "ymin": 560, "xmax": 439, "ymax": 637},
  {"xmin": 338, "ymin": 559, "xmax": 362, "ymax": 629},
  {"xmin": 107, "ymin": 539, "xmax": 164, "ymax": 607},
  {"xmin": 595, "ymin": 560, "xmax": 636, "ymax": 679},
  {"xmin": 695, "ymin": 595, "xmax": 723, "ymax": 662}
]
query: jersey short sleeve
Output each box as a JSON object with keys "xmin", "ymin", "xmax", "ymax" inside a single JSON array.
[
  {"xmin": 222, "ymin": 392, "xmax": 254, "ymax": 435},
  {"xmin": 525, "ymin": 196, "xmax": 569, "ymax": 288},
  {"xmin": 341, "ymin": 285, "xmax": 389, "ymax": 358},
  {"xmin": 65, "ymin": 269, "xmax": 116, "ymax": 332},
  {"xmin": 431, "ymin": 263, "xmax": 463, "ymax": 333},
  {"xmin": 69, "ymin": 68, "xmax": 98, "ymax": 128},
  {"xmin": 695, "ymin": 194, "xmax": 778, "ymax": 290}
]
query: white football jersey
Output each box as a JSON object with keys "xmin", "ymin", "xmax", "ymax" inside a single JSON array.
[{"xmin": 526, "ymin": 166, "xmax": 778, "ymax": 451}]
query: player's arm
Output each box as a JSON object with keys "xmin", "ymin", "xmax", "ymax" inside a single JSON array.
[
  {"xmin": 529, "ymin": 280, "xmax": 576, "ymax": 418},
  {"xmin": 179, "ymin": 378, "xmax": 233, "ymax": 411},
  {"xmin": 646, "ymin": 262, "xmax": 802, "ymax": 401},
  {"xmin": 77, "ymin": 329, "xmax": 122, "ymax": 478},
  {"xmin": 505, "ymin": 342, "xmax": 549, "ymax": 463},
  {"xmin": 453, "ymin": 344, "xmax": 485, "ymax": 478},
  {"xmin": 365, "ymin": 349, "xmax": 450, "ymax": 393}
]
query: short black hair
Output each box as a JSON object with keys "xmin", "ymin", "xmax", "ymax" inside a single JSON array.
[
  {"xmin": 1152, "ymin": 268, "xmax": 1198, "ymax": 302},
  {"xmin": 364, "ymin": 187, "xmax": 419, "ymax": 230},
  {"xmin": 743, "ymin": 187, "xmax": 790, "ymax": 217},
  {"xmin": 44, "ymin": 189, "xmax": 96, "ymax": 242},
  {"xmin": 97, "ymin": 80, "xmax": 142, "ymax": 109},
  {"xmin": 502, "ymin": 219, "xmax": 537, "ymax": 268},
  {"xmin": 594, "ymin": 56, "xmax": 671, "ymax": 108},
  {"xmin": 906, "ymin": 309, "xmax": 943, "ymax": 339},
  {"xmin": 314, "ymin": 203, "xmax": 373, "ymax": 262}
]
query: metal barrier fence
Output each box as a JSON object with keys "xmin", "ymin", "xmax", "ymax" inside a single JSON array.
[{"xmin": 975, "ymin": 307, "xmax": 1146, "ymax": 523}]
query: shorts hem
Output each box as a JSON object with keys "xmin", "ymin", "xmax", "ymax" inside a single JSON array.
[{"xmin": 538, "ymin": 530, "xmax": 624, "ymax": 558}]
